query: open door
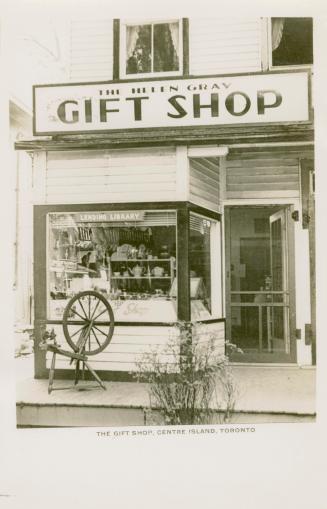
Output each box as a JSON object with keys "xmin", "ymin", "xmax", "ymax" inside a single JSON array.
[
  {"xmin": 269, "ymin": 209, "xmax": 290, "ymax": 355},
  {"xmin": 226, "ymin": 206, "xmax": 296, "ymax": 363}
]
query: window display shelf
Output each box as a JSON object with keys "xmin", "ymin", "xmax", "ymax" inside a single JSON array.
[
  {"xmin": 50, "ymin": 268, "xmax": 87, "ymax": 274},
  {"xmin": 110, "ymin": 258, "xmax": 172, "ymax": 262},
  {"xmin": 111, "ymin": 276, "xmax": 171, "ymax": 279}
]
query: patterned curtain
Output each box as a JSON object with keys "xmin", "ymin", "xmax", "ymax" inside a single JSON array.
[
  {"xmin": 126, "ymin": 22, "xmax": 179, "ymax": 74},
  {"xmin": 126, "ymin": 25, "xmax": 152, "ymax": 74},
  {"xmin": 271, "ymin": 18, "xmax": 285, "ymax": 51},
  {"xmin": 153, "ymin": 23, "xmax": 179, "ymax": 72}
]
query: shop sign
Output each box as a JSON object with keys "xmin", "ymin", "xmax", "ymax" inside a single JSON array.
[
  {"xmin": 76, "ymin": 211, "xmax": 145, "ymax": 222},
  {"xmin": 33, "ymin": 71, "xmax": 310, "ymax": 135}
]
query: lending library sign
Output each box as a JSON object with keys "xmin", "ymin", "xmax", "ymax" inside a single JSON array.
[{"xmin": 33, "ymin": 71, "xmax": 310, "ymax": 135}]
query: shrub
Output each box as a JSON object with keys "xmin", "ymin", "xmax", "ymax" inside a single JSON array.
[{"xmin": 134, "ymin": 321, "xmax": 240, "ymax": 425}]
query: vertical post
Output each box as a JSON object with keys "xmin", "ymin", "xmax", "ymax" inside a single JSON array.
[
  {"xmin": 300, "ymin": 160, "xmax": 311, "ymax": 229},
  {"xmin": 113, "ymin": 19, "xmax": 120, "ymax": 80},
  {"xmin": 300, "ymin": 159, "xmax": 315, "ymax": 364},
  {"xmin": 308, "ymin": 175, "xmax": 316, "ymax": 364},
  {"xmin": 224, "ymin": 208, "xmax": 232, "ymax": 343},
  {"xmin": 286, "ymin": 207, "xmax": 298, "ymax": 362},
  {"xmin": 258, "ymin": 305, "xmax": 263, "ymax": 351},
  {"xmin": 34, "ymin": 207, "xmax": 48, "ymax": 378},
  {"xmin": 219, "ymin": 156, "xmax": 227, "ymax": 212},
  {"xmin": 260, "ymin": 17, "xmax": 270, "ymax": 71},
  {"xmin": 182, "ymin": 18, "xmax": 189, "ymax": 76},
  {"xmin": 177, "ymin": 207, "xmax": 190, "ymax": 321},
  {"xmin": 176, "ymin": 146, "xmax": 189, "ymax": 200}
]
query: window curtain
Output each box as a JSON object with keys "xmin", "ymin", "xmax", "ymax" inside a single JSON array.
[
  {"xmin": 126, "ymin": 26, "xmax": 140, "ymax": 59},
  {"xmin": 126, "ymin": 25, "xmax": 152, "ymax": 74},
  {"xmin": 271, "ymin": 18, "xmax": 285, "ymax": 51},
  {"xmin": 153, "ymin": 23, "xmax": 179, "ymax": 72},
  {"xmin": 169, "ymin": 22, "xmax": 179, "ymax": 55}
]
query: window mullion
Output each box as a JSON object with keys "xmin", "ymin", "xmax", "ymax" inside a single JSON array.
[{"xmin": 151, "ymin": 23, "xmax": 154, "ymax": 73}]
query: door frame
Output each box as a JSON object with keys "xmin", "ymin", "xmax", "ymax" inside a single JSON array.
[
  {"xmin": 224, "ymin": 205, "xmax": 297, "ymax": 363},
  {"xmin": 269, "ymin": 208, "xmax": 290, "ymax": 355}
]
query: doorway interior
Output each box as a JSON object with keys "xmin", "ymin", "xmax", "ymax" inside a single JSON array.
[{"xmin": 225, "ymin": 206, "xmax": 296, "ymax": 363}]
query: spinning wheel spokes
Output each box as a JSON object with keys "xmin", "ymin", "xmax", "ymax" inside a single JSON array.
[
  {"xmin": 63, "ymin": 291, "xmax": 115, "ymax": 356},
  {"xmin": 91, "ymin": 328, "xmax": 102, "ymax": 348}
]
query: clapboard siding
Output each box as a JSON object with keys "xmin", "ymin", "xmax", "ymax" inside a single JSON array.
[
  {"xmin": 189, "ymin": 18, "xmax": 262, "ymax": 75},
  {"xmin": 226, "ymin": 153, "xmax": 300, "ymax": 199},
  {"xmin": 69, "ymin": 19, "xmax": 113, "ymax": 81},
  {"xmin": 189, "ymin": 157, "xmax": 220, "ymax": 212},
  {"xmin": 68, "ymin": 17, "xmax": 264, "ymax": 82},
  {"xmin": 46, "ymin": 322, "xmax": 225, "ymax": 372},
  {"xmin": 44, "ymin": 147, "xmax": 178, "ymax": 204}
]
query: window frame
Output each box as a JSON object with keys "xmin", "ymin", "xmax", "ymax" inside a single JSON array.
[
  {"xmin": 189, "ymin": 211, "xmax": 222, "ymax": 321},
  {"xmin": 36, "ymin": 202, "xmax": 222, "ymax": 328},
  {"xmin": 267, "ymin": 17, "xmax": 313, "ymax": 71},
  {"xmin": 119, "ymin": 18, "xmax": 184, "ymax": 79},
  {"xmin": 46, "ymin": 208, "xmax": 179, "ymax": 324}
]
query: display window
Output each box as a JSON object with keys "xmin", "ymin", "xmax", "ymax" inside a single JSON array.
[
  {"xmin": 189, "ymin": 213, "xmax": 221, "ymax": 320},
  {"xmin": 46, "ymin": 207, "xmax": 222, "ymax": 324},
  {"xmin": 48, "ymin": 210, "xmax": 177, "ymax": 322}
]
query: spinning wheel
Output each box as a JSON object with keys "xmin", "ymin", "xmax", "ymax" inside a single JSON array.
[
  {"xmin": 41, "ymin": 291, "xmax": 115, "ymax": 394},
  {"xmin": 63, "ymin": 290, "xmax": 114, "ymax": 356}
]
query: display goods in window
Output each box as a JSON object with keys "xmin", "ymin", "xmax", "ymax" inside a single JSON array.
[
  {"xmin": 48, "ymin": 210, "xmax": 178, "ymax": 322},
  {"xmin": 47, "ymin": 209, "xmax": 220, "ymax": 323}
]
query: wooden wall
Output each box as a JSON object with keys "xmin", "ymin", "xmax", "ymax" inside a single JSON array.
[
  {"xmin": 70, "ymin": 19, "xmax": 113, "ymax": 81},
  {"xmin": 43, "ymin": 147, "xmax": 178, "ymax": 204},
  {"xmin": 189, "ymin": 18, "xmax": 262, "ymax": 75},
  {"xmin": 225, "ymin": 152, "xmax": 300, "ymax": 200},
  {"xmin": 46, "ymin": 322, "xmax": 225, "ymax": 372},
  {"xmin": 34, "ymin": 146, "xmax": 303, "ymax": 211},
  {"xmin": 189, "ymin": 157, "xmax": 220, "ymax": 212},
  {"xmin": 68, "ymin": 17, "xmax": 263, "ymax": 81}
]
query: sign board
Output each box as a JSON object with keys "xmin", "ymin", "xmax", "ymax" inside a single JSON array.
[
  {"xmin": 33, "ymin": 71, "xmax": 310, "ymax": 135},
  {"xmin": 75, "ymin": 211, "xmax": 145, "ymax": 222}
]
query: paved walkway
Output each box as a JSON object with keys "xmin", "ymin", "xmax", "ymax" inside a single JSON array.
[{"xmin": 16, "ymin": 356, "xmax": 316, "ymax": 416}]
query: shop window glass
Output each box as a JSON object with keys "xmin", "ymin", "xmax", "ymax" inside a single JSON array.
[
  {"xmin": 48, "ymin": 210, "xmax": 177, "ymax": 322},
  {"xmin": 189, "ymin": 213, "xmax": 220, "ymax": 320},
  {"xmin": 126, "ymin": 21, "xmax": 180, "ymax": 75},
  {"xmin": 271, "ymin": 17, "xmax": 313, "ymax": 67}
]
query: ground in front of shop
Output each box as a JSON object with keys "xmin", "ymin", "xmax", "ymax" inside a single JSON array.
[{"xmin": 15, "ymin": 355, "xmax": 316, "ymax": 427}]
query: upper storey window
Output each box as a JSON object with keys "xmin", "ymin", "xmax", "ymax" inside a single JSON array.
[
  {"xmin": 271, "ymin": 17, "xmax": 313, "ymax": 67},
  {"xmin": 120, "ymin": 20, "xmax": 183, "ymax": 78}
]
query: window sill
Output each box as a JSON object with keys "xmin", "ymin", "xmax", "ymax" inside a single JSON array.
[
  {"xmin": 120, "ymin": 70, "xmax": 183, "ymax": 81},
  {"xmin": 269, "ymin": 64, "xmax": 313, "ymax": 72}
]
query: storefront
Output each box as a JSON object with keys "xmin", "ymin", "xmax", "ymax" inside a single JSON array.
[{"xmin": 16, "ymin": 67, "xmax": 314, "ymax": 379}]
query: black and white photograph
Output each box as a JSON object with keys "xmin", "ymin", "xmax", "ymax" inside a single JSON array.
[
  {"xmin": 12, "ymin": 13, "xmax": 316, "ymax": 427},
  {"xmin": 0, "ymin": 1, "xmax": 326, "ymax": 507}
]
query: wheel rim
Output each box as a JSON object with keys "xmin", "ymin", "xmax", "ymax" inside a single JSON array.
[{"xmin": 63, "ymin": 291, "xmax": 114, "ymax": 356}]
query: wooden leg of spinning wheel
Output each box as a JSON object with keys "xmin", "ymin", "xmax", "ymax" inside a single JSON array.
[
  {"xmin": 74, "ymin": 360, "xmax": 80, "ymax": 385},
  {"xmin": 83, "ymin": 361, "xmax": 106, "ymax": 390},
  {"xmin": 48, "ymin": 352, "xmax": 56, "ymax": 394}
]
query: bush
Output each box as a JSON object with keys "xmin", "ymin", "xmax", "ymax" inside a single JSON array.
[{"xmin": 134, "ymin": 321, "xmax": 240, "ymax": 425}]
